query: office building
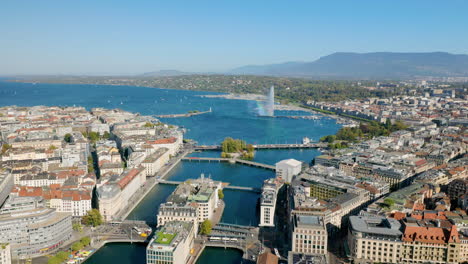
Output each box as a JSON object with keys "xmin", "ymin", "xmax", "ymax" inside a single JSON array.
[
  {"xmin": 146, "ymin": 221, "xmax": 195, "ymax": 264},
  {"xmin": 291, "ymin": 215, "xmax": 327, "ymax": 255}
]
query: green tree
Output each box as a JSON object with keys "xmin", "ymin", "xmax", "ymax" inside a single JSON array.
[
  {"xmin": 1, "ymin": 144, "xmax": 12, "ymax": 154},
  {"xmin": 72, "ymin": 222, "xmax": 83, "ymax": 232},
  {"xmin": 200, "ymin": 219, "xmax": 212, "ymax": 235},
  {"xmin": 88, "ymin": 132, "xmax": 100, "ymax": 142},
  {"xmin": 48, "ymin": 145, "xmax": 57, "ymax": 151},
  {"xmin": 80, "ymin": 236, "xmax": 91, "ymax": 246},
  {"xmin": 384, "ymin": 198, "xmax": 395, "ymax": 208},
  {"xmin": 87, "ymin": 156, "xmax": 95, "ymax": 173},
  {"xmin": 218, "ymin": 189, "xmax": 224, "ymax": 199},
  {"xmin": 71, "ymin": 241, "xmax": 84, "ymax": 251},
  {"xmin": 143, "ymin": 122, "xmax": 155, "ymax": 128},
  {"xmin": 102, "ymin": 131, "xmax": 110, "ymax": 139},
  {"xmin": 64, "ymin": 133, "xmax": 72, "ymax": 143},
  {"xmin": 82, "ymin": 209, "xmax": 103, "ymax": 227},
  {"xmin": 56, "ymin": 251, "xmax": 69, "ymax": 261}
]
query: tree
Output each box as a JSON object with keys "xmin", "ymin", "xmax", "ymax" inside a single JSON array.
[
  {"xmin": 143, "ymin": 122, "xmax": 155, "ymax": 128},
  {"xmin": 72, "ymin": 222, "xmax": 83, "ymax": 232},
  {"xmin": 87, "ymin": 156, "xmax": 95, "ymax": 173},
  {"xmin": 56, "ymin": 251, "xmax": 69, "ymax": 261},
  {"xmin": 200, "ymin": 219, "xmax": 212, "ymax": 235},
  {"xmin": 102, "ymin": 131, "xmax": 110, "ymax": 139},
  {"xmin": 218, "ymin": 189, "xmax": 224, "ymax": 199},
  {"xmin": 82, "ymin": 209, "xmax": 103, "ymax": 227},
  {"xmin": 88, "ymin": 132, "xmax": 100, "ymax": 142},
  {"xmin": 80, "ymin": 236, "xmax": 91, "ymax": 246},
  {"xmin": 48, "ymin": 145, "xmax": 57, "ymax": 151},
  {"xmin": 383, "ymin": 198, "xmax": 395, "ymax": 208},
  {"xmin": 71, "ymin": 241, "xmax": 84, "ymax": 251},
  {"xmin": 1, "ymin": 144, "xmax": 12, "ymax": 154},
  {"xmin": 64, "ymin": 133, "xmax": 72, "ymax": 143}
]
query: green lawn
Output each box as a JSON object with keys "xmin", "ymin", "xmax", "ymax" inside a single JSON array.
[{"xmin": 155, "ymin": 232, "xmax": 176, "ymax": 245}]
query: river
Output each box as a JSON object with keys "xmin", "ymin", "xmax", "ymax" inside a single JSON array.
[{"xmin": 0, "ymin": 81, "xmax": 340, "ymax": 263}]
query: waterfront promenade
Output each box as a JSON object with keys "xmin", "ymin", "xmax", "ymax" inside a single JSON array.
[
  {"xmin": 118, "ymin": 147, "xmax": 192, "ymax": 221},
  {"xmin": 154, "ymin": 108, "xmax": 212, "ymax": 118}
]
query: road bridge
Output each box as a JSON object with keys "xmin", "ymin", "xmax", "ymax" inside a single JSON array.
[
  {"xmin": 194, "ymin": 142, "xmax": 326, "ymax": 151},
  {"xmin": 182, "ymin": 157, "xmax": 276, "ymax": 171},
  {"xmin": 158, "ymin": 179, "xmax": 261, "ymax": 193}
]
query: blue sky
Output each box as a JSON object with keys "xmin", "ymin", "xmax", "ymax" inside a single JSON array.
[{"xmin": 1, "ymin": 0, "xmax": 467, "ymax": 75}]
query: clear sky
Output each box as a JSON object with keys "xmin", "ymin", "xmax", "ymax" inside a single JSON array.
[{"xmin": 1, "ymin": 0, "xmax": 467, "ymax": 75}]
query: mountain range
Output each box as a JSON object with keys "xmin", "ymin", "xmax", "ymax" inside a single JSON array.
[
  {"xmin": 140, "ymin": 52, "xmax": 468, "ymax": 79},
  {"xmin": 229, "ymin": 52, "xmax": 468, "ymax": 79}
]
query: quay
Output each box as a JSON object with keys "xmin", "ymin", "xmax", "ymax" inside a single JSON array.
[
  {"xmin": 117, "ymin": 148, "xmax": 191, "ymax": 221},
  {"xmin": 154, "ymin": 108, "xmax": 212, "ymax": 118},
  {"xmin": 181, "ymin": 157, "xmax": 276, "ymax": 170},
  {"xmin": 194, "ymin": 142, "xmax": 327, "ymax": 150}
]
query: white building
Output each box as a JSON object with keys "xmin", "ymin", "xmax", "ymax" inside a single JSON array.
[
  {"xmin": 259, "ymin": 178, "xmax": 282, "ymax": 227},
  {"xmin": 0, "ymin": 243, "xmax": 11, "ymax": 264},
  {"xmin": 276, "ymin": 159, "xmax": 302, "ymax": 182},
  {"xmin": 97, "ymin": 167, "xmax": 146, "ymax": 221},
  {"xmin": 146, "ymin": 221, "xmax": 195, "ymax": 264}
]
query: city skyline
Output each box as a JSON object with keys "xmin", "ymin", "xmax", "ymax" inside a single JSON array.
[{"xmin": 1, "ymin": 0, "xmax": 468, "ymax": 75}]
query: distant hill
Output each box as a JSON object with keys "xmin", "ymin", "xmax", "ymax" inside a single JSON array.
[
  {"xmin": 230, "ymin": 52, "xmax": 468, "ymax": 79},
  {"xmin": 140, "ymin": 70, "xmax": 192, "ymax": 77}
]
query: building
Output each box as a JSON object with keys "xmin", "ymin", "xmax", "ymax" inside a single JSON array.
[
  {"xmin": 97, "ymin": 167, "xmax": 145, "ymax": 221},
  {"xmin": 141, "ymin": 147, "xmax": 170, "ymax": 177},
  {"xmin": 0, "ymin": 170, "xmax": 13, "ymax": 207},
  {"xmin": 0, "ymin": 243, "xmax": 11, "ymax": 264},
  {"xmin": 447, "ymin": 179, "xmax": 468, "ymax": 200},
  {"xmin": 287, "ymin": 252, "xmax": 327, "ymax": 264},
  {"xmin": 348, "ymin": 215, "xmax": 402, "ymax": 264},
  {"xmin": 160, "ymin": 176, "xmax": 222, "ymax": 224},
  {"xmin": 146, "ymin": 221, "xmax": 195, "ymax": 264},
  {"xmin": 276, "ymin": 159, "xmax": 302, "ymax": 182},
  {"xmin": 401, "ymin": 220, "xmax": 460, "ymax": 264},
  {"xmin": 291, "ymin": 215, "xmax": 327, "ymax": 255},
  {"xmin": 0, "ymin": 196, "xmax": 72, "ymax": 258},
  {"xmin": 157, "ymin": 203, "xmax": 198, "ymax": 233},
  {"xmin": 259, "ymin": 178, "xmax": 282, "ymax": 227}
]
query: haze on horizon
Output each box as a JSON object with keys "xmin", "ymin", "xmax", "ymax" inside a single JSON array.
[{"xmin": 1, "ymin": 0, "xmax": 468, "ymax": 76}]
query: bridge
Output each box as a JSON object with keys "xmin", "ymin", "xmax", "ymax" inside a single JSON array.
[
  {"xmin": 93, "ymin": 220, "xmax": 152, "ymax": 244},
  {"xmin": 158, "ymin": 179, "xmax": 261, "ymax": 193},
  {"xmin": 182, "ymin": 157, "xmax": 276, "ymax": 171},
  {"xmin": 194, "ymin": 142, "xmax": 326, "ymax": 150}
]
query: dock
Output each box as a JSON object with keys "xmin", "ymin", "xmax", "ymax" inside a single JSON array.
[
  {"xmin": 181, "ymin": 157, "xmax": 276, "ymax": 171},
  {"xmin": 154, "ymin": 108, "xmax": 212, "ymax": 118}
]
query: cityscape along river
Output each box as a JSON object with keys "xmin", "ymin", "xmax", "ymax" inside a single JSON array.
[{"xmin": 0, "ymin": 81, "xmax": 341, "ymax": 263}]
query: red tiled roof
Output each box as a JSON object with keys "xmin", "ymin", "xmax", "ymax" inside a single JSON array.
[
  {"xmin": 117, "ymin": 168, "xmax": 141, "ymax": 189},
  {"xmin": 146, "ymin": 137, "xmax": 177, "ymax": 145},
  {"xmin": 403, "ymin": 225, "xmax": 460, "ymax": 244}
]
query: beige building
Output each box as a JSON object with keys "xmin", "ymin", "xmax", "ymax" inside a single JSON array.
[
  {"xmin": 291, "ymin": 215, "xmax": 328, "ymax": 255},
  {"xmin": 348, "ymin": 216, "xmax": 402, "ymax": 264},
  {"xmin": 0, "ymin": 243, "xmax": 11, "ymax": 264}
]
